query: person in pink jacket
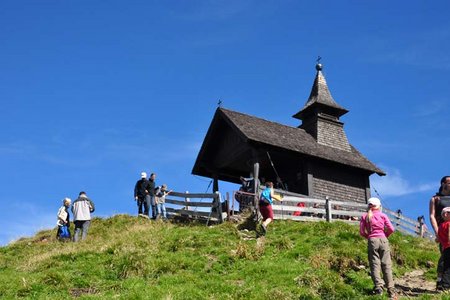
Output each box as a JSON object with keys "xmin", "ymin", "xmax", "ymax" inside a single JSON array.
[{"xmin": 359, "ymin": 197, "xmax": 397, "ymax": 299}]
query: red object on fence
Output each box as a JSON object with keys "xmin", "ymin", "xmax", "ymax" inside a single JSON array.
[{"xmin": 293, "ymin": 202, "xmax": 305, "ymax": 216}]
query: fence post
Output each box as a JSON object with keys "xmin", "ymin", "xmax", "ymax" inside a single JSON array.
[
  {"xmin": 185, "ymin": 191, "xmax": 190, "ymax": 210},
  {"xmin": 253, "ymin": 162, "xmax": 260, "ymax": 221},
  {"xmin": 325, "ymin": 196, "xmax": 332, "ymax": 222},
  {"xmin": 226, "ymin": 192, "xmax": 231, "ymax": 217},
  {"xmin": 396, "ymin": 209, "xmax": 402, "ymax": 229},
  {"xmin": 418, "ymin": 216, "xmax": 424, "ymax": 238},
  {"xmin": 216, "ymin": 192, "xmax": 223, "ymax": 223}
]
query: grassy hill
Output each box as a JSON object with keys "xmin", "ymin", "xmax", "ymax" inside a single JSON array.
[{"xmin": 0, "ymin": 214, "xmax": 445, "ymax": 299}]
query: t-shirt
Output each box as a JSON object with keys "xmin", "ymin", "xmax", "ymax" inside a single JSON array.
[{"xmin": 439, "ymin": 221, "xmax": 450, "ymax": 250}]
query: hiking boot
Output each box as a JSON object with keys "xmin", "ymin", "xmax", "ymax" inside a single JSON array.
[
  {"xmin": 372, "ymin": 287, "xmax": 383, "ymax": 295},
  {"xmin": 261, "ymin": 224, "xmax": 267, "ymax": 235},
  {"xmin": 437, "ymin": 280, "xmax": 444, "ymax": 291}
]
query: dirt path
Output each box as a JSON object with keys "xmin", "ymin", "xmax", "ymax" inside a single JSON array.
[{"xmin": 395, "ymin": 270, "xmax": 437, "ymax": 297}]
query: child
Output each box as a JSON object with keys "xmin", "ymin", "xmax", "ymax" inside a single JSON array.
[
  {"xmin": 359, "ymin": 197, "xmax": 397, "ymax": 299},
  {"xmin": 155, "ymin": 184, "xmax": 172, "ymax": 220},
  {"xmin": 438, "ymin": 207, "xmax": 450, "ymax": 290},
  {"xmin": 258, "ymin": 181, "xmax": 282, "ymax": 235},
  {"xmin": 56, "ymin": 197, "xmax": 71, "ymax": 241}
]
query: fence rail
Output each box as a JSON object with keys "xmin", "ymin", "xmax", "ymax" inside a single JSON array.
[
  {"xmin": 165, "ymin": 191, "xmax": 223, "ymax": 225},
  {"xmin": 232, "ymin": 189, "xmax": 434, "ymax": 240}
]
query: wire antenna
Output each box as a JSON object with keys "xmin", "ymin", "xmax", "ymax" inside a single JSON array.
[{"xmin": 266, "ymin": 151, "xmax": 286, "ymax": 190}]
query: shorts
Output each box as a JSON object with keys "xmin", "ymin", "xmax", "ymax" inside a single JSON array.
[{"xmin": 259, "ymin": 202, "xmax": 273, "ymax": 221}]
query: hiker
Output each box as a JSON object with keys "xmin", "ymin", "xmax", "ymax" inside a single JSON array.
[
  {"xmin": 134, "ymin": 171, "xmax": 151, "ymax": 218},
  {"xmin": 258, "ymin": 181, "xmax": 282, "ymax": 235},
  {"xmin": 155, "ymin": 184, "xmax": 172, "ymax": 220},
  {"xmin": 359, "ymin": 197, "xmax": 397, "ymax": 299},
  {"xmin": 438, "ymin": 207, "xmax": 450, "ymax": 290},
  {"xmin": 240, "ymin": 173, "xmax": 259, "ymax": 193},
  {"xmin": 429, "ymin": 175, "xmax": 450, "ymax": 289},
  {"xmin": 149, "ymin": 173, "xmax": 157, "ymax": 219},
  {"xmin": 56, "ymin": 197, "xmax": 71, "ymax": 241},
  {"xmin": 72, "ymin": 191, "xmax": 95, "ymax": 242},
  {"xmin": 236, "ymin": 174, "xmax": 259, "ymax": 211}
]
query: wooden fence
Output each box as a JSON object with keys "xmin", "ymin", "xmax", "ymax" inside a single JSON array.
[
  {"xmin": 231, "ymin": 189, "xmax": 434, "ymax": 240},
  {"xmin": 165, "ymin": 191, "xmax": 224, "ymax": 225}
]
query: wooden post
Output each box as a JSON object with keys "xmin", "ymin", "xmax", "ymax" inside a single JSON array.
[
  {"xmin": 396, "ymin": 209, "xmax": 402, "ymax": 229},
  {"xmin": 419, "ymin": 219, "xmax": 424, "ymax": 238},
  {"xmin": 325, "ymin": 196, "xmax": 332, "ymax": 222},
  {"xmin": 253, "ymin": 162, "xmax": 260, "ymax": 219},
  {"xmin": 215, "ymin": 192, "xmax": 223, "ymax": 223},
  {"xmin": 226, "ymin": 192, "xmax": 230, "ymax": 218},
  {"xmin": 213, "ymin": 176, "xmax": 219, "ymax": 193},
  {"xmin": 185, "ymin": 191, "xmax": 190, "ymax": 210},
  {"xmin": 231, "ymin": 191, "xmax": 235, "ymax": 216}
]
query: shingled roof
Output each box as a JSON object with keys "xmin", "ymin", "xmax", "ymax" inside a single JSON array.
[
  {"xmin": 293, "ymin": 63, "xmax": 348, "ymax": 120},
  {"xmin": 218, "ymin": 108, "xmax": 385, "ymax": 176}
]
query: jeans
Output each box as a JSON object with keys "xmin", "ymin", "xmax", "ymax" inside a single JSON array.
[
  {"xmin": 157, "ymin": 203, "xmax": 167, "ymax": 219},
  {"xmin": 73, "ymin": 220, "xmax": 91, "ymax": 242},
  {"xmin": 150, "ymin": 195, "xmax": 157, "ymax": 219}
]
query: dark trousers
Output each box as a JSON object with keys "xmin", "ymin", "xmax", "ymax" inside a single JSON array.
[
  {"xmin": 442, "ymin": 247, "xmax": 450, "ymax": 289},
  {"xmin": 137, "ymin": 195, "xmax": 150, "ymax": 216}
]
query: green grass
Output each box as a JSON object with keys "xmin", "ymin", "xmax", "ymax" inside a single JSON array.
[{"xmin": 0, "ymin": 215, "xmax": 442, "ymax": 299}]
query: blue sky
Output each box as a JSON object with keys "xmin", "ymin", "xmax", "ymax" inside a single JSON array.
[{"xmin": 1, "ymin": 1, "xmax": 449, "ymax": 245}]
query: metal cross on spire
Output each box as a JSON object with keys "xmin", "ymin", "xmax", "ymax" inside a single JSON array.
[
  {"xmin": 217, "ymin": 99, "xmax": 222, "ymax": 107},
  {"xmin": 316, "ymin": 56, "xmax": 323, "ymax": 71}
]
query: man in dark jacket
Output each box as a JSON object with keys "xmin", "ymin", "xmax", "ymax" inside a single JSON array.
[{"xmin": 134, "ymin": 172, "xmax": 151, "ymax": 217}]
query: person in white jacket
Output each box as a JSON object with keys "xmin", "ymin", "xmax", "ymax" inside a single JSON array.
[{"xmin": 71, "ymin": 191, "xmax": 95, "ymax": 242}]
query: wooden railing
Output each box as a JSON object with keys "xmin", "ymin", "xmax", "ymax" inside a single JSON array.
[
  {"xmin": 165, "ymin": 191, "xmax": 223, "ymax": 225},
  {"xmin": 231, "ymin": 189, "xmax": 434, "ymax": 240}
]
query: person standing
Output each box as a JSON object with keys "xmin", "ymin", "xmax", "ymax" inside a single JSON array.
[
  {"xmin": 258, "ymin": 181, "xmax": 282, "ymax": 235},
  {"xmin": 72, "ymin": 191, "xmax": 95, "ymax": 242},
  {"xmin": 148, "ymin": 173, "xmax": 157, "ymax": 219},
  {"xmin": 155, "ymin": 184, "xmax": 172, "ymax": 220},
  {"xmin": 429, "ymin": 175, "xmax": 450, "ymax": 289},
  {"xmin": 56, "ymin": 197, "xmax": 71, "ymax": 241},
  {"xmin": 134, "ymin": 172, "xmax": 151, "ymax": 218},
  {"xmin": 359, "ymin": 197, "xmax": 397, "ymax": 299},
  {"xmin": 438, "ymin": 207, "xmax": 450, "ymax": 290}
]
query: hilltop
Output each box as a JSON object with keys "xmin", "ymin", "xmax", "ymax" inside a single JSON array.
[{"xmin": 0, "ymin": 215, "xmax": 444, "ymax": 299}]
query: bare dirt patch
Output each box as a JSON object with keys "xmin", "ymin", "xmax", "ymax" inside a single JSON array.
[{"xmin": 395, "ymin": 270, "xmax": 437, "ymax": 297}]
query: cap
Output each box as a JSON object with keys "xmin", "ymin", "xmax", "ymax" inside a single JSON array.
[
  {"xmin": 368, "ymin": 197, "xmax": 381, "ymax": 207},
  {"xmin": 442, "ymin": 207, "xmax": 450, "ymax": 217},
  {"xmin": 141, "ymin": 172, "xmax": 147, "ymax": 178}
]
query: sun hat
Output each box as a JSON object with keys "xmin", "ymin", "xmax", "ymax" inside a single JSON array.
[
  {"xmin": 368, "ymin": 197, "xmax": 381, "ymax": 207},
  {"xmin": 442, "ymin": 207, "xmax": 450, "ymax": 217}
]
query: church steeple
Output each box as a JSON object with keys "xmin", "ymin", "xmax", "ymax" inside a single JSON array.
[{"xmin": 293, "ymin": 61, "xmax": 351, "ymax": 152}]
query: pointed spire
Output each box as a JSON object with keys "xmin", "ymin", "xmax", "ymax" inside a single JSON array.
[
  {"xmin": 293, "ymin": 60, "xmax": 352, "ymax": 152},
  {"xmin": 293, "ymin": 62, "xmax": 348, "ymax": 120}
]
